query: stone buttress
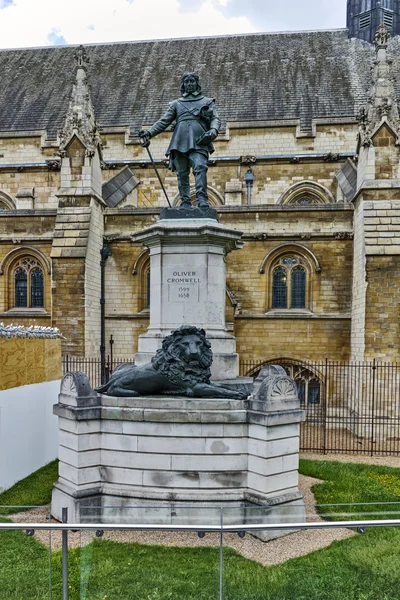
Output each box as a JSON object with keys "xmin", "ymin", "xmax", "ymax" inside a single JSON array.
[{"xmin": 50, "ymin": 46, "xmax": 105, "ymax": 356}]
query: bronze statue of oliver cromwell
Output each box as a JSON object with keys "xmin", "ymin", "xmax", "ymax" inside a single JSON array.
[{"xmin": 139, "ymin": 72, "xmax": 221, "ymax": 209}]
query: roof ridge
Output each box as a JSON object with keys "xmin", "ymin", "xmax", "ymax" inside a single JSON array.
[{"xmin": 0, "ymin": 27, "xmax": 350, "ymax": 53}]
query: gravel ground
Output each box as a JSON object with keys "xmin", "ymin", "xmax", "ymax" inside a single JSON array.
[
  {"xmin": 9, "ymin": 452, "xmax": 397, "ymax": 566},
  {"xmin": 9, "ymin": 474, "xmax": 354, "ymax": 566}
]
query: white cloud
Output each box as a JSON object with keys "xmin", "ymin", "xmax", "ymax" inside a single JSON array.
[{"xmin": 0, "ymin": 0, "xmax": 255, "ymax": 49}]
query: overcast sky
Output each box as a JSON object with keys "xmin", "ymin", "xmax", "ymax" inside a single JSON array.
[{"xmin": 0, "ymin": 0, "xmax": 348, "ymax": 49}]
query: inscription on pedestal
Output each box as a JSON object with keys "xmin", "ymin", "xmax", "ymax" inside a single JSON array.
[{"xmin": 165, "ymin": 268, "xmax": 203, "ymax": 303}]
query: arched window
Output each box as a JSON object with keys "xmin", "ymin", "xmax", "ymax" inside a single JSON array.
[
  {"xmin": 172, "ymin": 186, "xmax": 224, "ymax": 207},
  {"xmin": 0, "ymin": 192, "xmax": 16, "ymax": 210},
  {"xmin": 271, "ymin": 256, "xmax": 307, "ymax": 310},
  {"xmin": 282, "ymin": 363, "xmax": 322, "ymax": 409},
  {"xmin": 132, "ymin": 250, "xmax": 151, "ymax": 312},
  {"xmin": 12, "ymin": 258, "xmax": 44, "ymax": 308},
  {"xmin": 278, "ymin": 181, "xmax": 335, "ymax": 205}
]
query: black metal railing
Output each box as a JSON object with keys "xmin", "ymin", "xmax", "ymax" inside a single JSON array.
[
  {"xmin": 241, "ymin": 359, "xmax": 400, "ymax": 456},
  {"xmin": 63, "ymin": 355, "xmax": 134, "ymax": 389},
  {"xmin": 63, "ymin": 356, "xmax": 400, "ymax": 456}
]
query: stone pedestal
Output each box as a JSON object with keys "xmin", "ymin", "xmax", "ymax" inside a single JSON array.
[
  {"xmin": 133, "ymin": 218, "xmax": 243, "ymax": 380},
  {"xmin": 52, "ymin": 370, "xmax": 306, "ymax": 541}
]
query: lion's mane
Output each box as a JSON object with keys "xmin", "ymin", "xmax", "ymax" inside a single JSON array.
[{"xmin": 151, "ymin": 326, "xmax": 212, "ymax": 387}]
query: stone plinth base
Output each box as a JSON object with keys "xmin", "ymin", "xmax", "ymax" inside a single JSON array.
[
  {"xmin": 132, "ymin": 218, "xmax": 243, "ymax": 380},
  {"xmin": 52, "ymin": 372, "xmax": 306, "ymax": 540},
  {"xmin": 160, "ymin": 206, "xmax": 218, "ymax": 221}
]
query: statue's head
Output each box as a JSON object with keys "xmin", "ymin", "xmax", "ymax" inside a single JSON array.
[
  {"xmin": 181, "ymin": 72, "xmax": 201, "ymax": 96},
  {"xmin": 151, "ymin": 325, "xmax": 212, "ymax": 385}
]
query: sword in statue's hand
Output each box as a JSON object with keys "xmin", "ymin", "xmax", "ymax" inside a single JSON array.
[{"xmin": 138, "ymin": 130, "xmax": 172, "ymax": 208}]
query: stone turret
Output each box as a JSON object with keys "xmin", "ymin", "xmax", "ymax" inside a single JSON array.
[
  {"xmin": 351, "ymin": 23, "xmax": 400, "ymax": 363},
  {"xmin": 51, "ymin": 46, "xmax": 105, "ymax": 356}
]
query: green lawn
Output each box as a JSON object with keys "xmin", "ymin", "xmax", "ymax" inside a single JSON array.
[{"xmin": 1, "ymin": 458, "xmax": 400, "ymax": 599}]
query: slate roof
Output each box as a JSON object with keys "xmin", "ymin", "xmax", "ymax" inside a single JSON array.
[{"xmin": 0, "ymin": 29, "xmax": 386, "ymax": 139}]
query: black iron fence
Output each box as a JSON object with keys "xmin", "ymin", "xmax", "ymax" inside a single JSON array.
[
  {"xmin": 62, "ymin": 355, "xmax": 134, "ymax": 390},
  {"xmin": 63, "ymin": 356, "xmax": 400, "ymax": 456}
]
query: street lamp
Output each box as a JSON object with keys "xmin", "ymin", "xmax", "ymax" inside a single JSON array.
[{"xmin": 245, "ymin": 168, "xmax": 254, "ymax": 205}]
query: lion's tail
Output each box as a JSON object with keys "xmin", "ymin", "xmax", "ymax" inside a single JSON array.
[{"xmin": 94, "ymin": 381, "xmax": 110, "ymax": 393}]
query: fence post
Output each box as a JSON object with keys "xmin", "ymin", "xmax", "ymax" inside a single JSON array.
[
  {"xmin": 219, "ymin": 508, "xmax": 223, "ymax": 600},
  {"xmin": 110, "ymin": 334, "xmax": 114, "ymax": 369},
  {"xmin": 323, "ymin": 358, "xmax": 328, "ymax": 455},
  {"xmin": 66, "ymin": 354, "xmax": 69, "ymax": 374},
  {"xmin": 62, "ymin": 506, "xmax": 69, "ymax": 600},
  {"xmin": 371, "ymin": 358, "xmax": 377, "ymax": 457},
  {"xmin": 105, "ymin": 354, "xmax": 110, "ymax": 383}
]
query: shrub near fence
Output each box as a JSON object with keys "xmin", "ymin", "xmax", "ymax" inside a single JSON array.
[{"xmin": 63, "ymin": 356, "xmax": 400, "ymax": 456}]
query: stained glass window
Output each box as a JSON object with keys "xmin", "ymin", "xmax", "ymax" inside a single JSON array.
[
  {"xmin": 282, "ymin": 257, "xmax": 297, "ymax": 267},
  {"xmin": 296, "ymin": 380, "xmax": 306, "ymax": 406},
  {"xmin": 271, "ymin": 256, "xmax": 308, "ymax": 310},
  {"xmin": 31, "ymin": 269, "xmax": 44, "ymax": 308},
  {"xmin": 12, "ymin": 259, "xmax": 44, "ymax": 309},
  {"xmin": 15, "ymin": 268, "xmax": 28, "ymax": 307},
  {"xmin": 272, "ymin": 267, "xmax": 287, "ymax": 309},
  {"xmin": 308, "ymin": 381, "xmax": 321, "ymax": 405},
  {"xmin": 291, "ymin": 267, "xmax": 306, "ymax": 309}
]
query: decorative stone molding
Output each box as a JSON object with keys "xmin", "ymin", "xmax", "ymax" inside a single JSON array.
[
  {"xmin": 251, "ymin": 365, "xmax": 300, "ymax": 412},
  {"xmin": 58, "ymin": 45, "xmax": 102, "ymax": 158},
  {"xmin": 172, "ymin": 186, "xmax": 224, "ymax": 207},
  {"xmin": 323, "ymin": 152, "xmax": 339, "ymax": 162},
  {"xmin": 259, "ymin": 243, "xmax": 322, "ymax": 275},
  {"xmin": 358, "ymin": 24, "xmax": 400, "ymax": 149},
  {"xmin": 226, "ymin": 284, "xmax": 242, "ymax": 316},
  {"xmin": 0, "ymin": 191, "xmax": 16, "ymax": 210},
  {"xmin": 374, "ymin": 22, "xmax": 390, "ymax": 49},
  {"xmin": 46, "ymin": 157, "xmax": 61, "ymax": 171},
  {"xmin": 278, "ymin": 181, "xmax": 335, "ymax": 205},
  {"xmin": 240, "ymin": 155, "xmax": 257, "ymax": 165},
  {"xmin": 59, "ymin": 371, "xmax": 98, "ymax": 407},
  {"xmin": 334, "ymin": 232, "xmax": 353, "ymax": 240},
  {"xmin": 0, "ymin": 246, "xmax": 51, "ymax": 275},
  {"xmin": 132, "ymin": 249, "xmax": 150, "ymax": 275}
]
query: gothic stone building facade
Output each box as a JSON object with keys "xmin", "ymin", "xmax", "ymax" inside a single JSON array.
[{"xmin": 2, "ymin": 17, "xmax": 400, "ymax": 406}]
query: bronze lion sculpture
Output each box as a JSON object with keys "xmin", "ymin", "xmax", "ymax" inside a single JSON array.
[{"xmin": 95, "ymin": 325, "xmax": 247, "ymax": 399}]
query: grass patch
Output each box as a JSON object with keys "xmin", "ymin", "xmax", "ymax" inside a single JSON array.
[
  {"xmin": 299, "ymin": 458, "xmax": 400, "ymax": 519},
  {"xmin": 1, "ymin": 459, "xmax": 400, "ymax": 599},
  {"xmin": 0, "ymin": 460, "xmax": 58, "ymax": 515}
]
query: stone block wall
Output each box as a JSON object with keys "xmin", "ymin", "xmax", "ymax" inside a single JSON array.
[
  {"xmin": 365, "ymin": 255, "xmax": 400, "ymax": 360},
  {"xmin": 51, "ymin": 258, "xmax": 86, "ymax": 355}
]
